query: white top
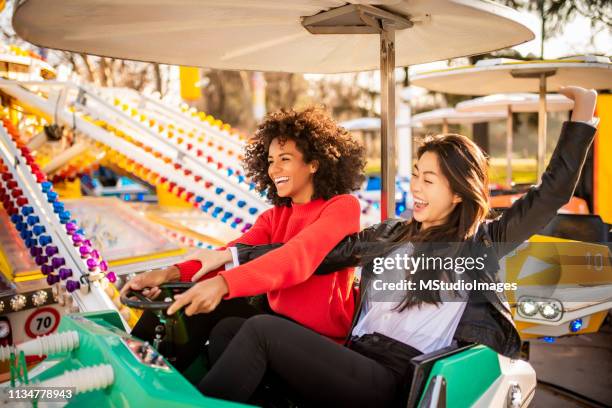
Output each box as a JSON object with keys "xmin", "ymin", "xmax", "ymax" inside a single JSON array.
[
  {"xmin": 352, "ymin": 299, "xmax": 467, "ymax": 354},
  {"xmin": 351, "ymin": 244, "xmax": 468, "ymax": 354}
]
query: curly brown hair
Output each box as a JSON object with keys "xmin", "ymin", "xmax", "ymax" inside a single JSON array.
[{"xmin": 243, "ymin": 106, "xmax": 366, "ymax": 206}]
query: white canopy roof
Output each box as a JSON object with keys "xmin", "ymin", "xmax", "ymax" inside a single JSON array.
[
  {"xmin": 411, "ymin": 108, "xmax": 505, "ymax": 126},
  {"xmin": 13, "ymin": 0, "xmax": 534, "ymax": 73},
  {"xmin": 411, "ymin": 56, "xmax": 612, "ymax": 94},
  {"xmin": 340, "ymin": 117, "xmax": 412, "ymax": 131},
  {"xmin": 456, "ymin": 93, "xmax": 574, "ymax": 113}
]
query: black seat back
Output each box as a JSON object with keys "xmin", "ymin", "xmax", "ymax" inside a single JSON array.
[{"xmin": 540, "ymin": 214, "xmax": 608, "ymax": 242}]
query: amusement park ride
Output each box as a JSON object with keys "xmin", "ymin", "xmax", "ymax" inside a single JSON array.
[{"xmin": 0, "ymin": 0, "xmax": 609, "ymax": 407}]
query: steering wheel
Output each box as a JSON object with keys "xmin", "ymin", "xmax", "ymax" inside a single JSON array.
[
  {"xmin": 120, "ymin": 282, "xmax": 195, "ymax": 310},
  {"xmin": 120, "ymin": 282, "xmax": 196, "ymax": 361}
]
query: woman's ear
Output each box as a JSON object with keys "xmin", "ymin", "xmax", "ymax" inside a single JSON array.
[
  {"xmin": 309, "ymin": 160, "xmax": 319, "ymax": 174},
  {"xmin": 452, "ymin": 194, "xmax": 462, "ymax": 204}
]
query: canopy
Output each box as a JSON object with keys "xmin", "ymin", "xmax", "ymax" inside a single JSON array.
[
  {"xmin": 411, "ymin": 56, "xmax": 612, "ymax": 94},
  {"xmin": 340, "ymin": 117, "xmax": 412, "ymax": 131},
  {"xmin": 411, "ymin": 108, "xmax": 505, "ymax": 126},
  {"xmin": 456, "ymin": 93, "xmax": 573, "ymax": 113},
  {"xmin": 13, "ymin": 0, "xmax": 535, "ymax": 74}
]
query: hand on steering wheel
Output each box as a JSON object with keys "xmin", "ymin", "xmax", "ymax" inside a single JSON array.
[
  {"xmin": 120, "ymin": 282, "xmax": 195, "ymax": 311},
  {"xmin": 120, "ymin": 266, "xmax": 180, "ymax": 301}
]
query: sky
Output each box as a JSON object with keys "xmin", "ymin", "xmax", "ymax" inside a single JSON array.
[
  {"xmin": 409, "ymin": 11, "xmax": 611, "ymax": 76},
  {"xmin": 515, "ymin": 13, "xmax": 610, "ymax": 59}
]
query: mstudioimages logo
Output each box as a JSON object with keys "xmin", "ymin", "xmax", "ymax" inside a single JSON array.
[{"xmin": 371, "ymin": 279, "xmax": 518, "ymax": 293}]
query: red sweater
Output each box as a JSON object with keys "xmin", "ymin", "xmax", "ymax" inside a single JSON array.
[{"xmin": 176, "ymin": 194, "xmax": 360, "ymax": 339}]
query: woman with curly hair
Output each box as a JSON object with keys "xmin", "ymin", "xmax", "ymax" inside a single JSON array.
[{"xmin": 122, "ymin": 106, "xmax": 366, "ymax": 370}]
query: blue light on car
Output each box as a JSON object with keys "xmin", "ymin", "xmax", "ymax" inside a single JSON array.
[
  {"xmin": 569, "ymin": 318, "xmax": 583, "ymax": 333},
  {"xmin": 542, "ymin": 336, "xmax": 555, "ymax": 343}
]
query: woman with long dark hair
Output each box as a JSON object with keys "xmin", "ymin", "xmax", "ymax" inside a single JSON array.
[{"xmin": 196, "ymin": 86, "xmax": 599, "ymax": 406}]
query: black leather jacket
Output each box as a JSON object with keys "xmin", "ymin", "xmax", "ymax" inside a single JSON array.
[{"xmin": 234, "ymin": 122, "xmax": 596, "ymax": 358}]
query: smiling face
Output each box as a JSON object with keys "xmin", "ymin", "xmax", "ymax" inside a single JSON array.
[
  {"xmin": 268, "ymin": 138, "xmax": 318, "ymax": 204},
  {"xmin": 411, "ymin": 151, "xmax": 462, "ymax": 230}
]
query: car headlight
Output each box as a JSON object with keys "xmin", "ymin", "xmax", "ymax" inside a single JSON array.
[
  {"xmin": 539, "ymin": 302, "xmax": 561, "ymax": 320},
  {"xmin": 518, "ymin": 300, "xmax": 538, "ymax": 317},
  {"xmin": 516, "ymin": 296, "xmax": 563, "ymax": 321}
]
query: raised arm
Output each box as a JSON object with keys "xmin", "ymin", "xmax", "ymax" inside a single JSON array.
[{"xmin": 488, "ymin": 87, "xmax": 597, "ymax": 257}]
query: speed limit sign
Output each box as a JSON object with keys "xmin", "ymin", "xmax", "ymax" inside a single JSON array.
[{"xmin": 25, "ymin": 307, "xmax": 60, "ymax": 338}]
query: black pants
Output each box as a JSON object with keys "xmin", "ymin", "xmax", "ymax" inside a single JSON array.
[
  {"xmin": 199, "ymin": 315, "xmax": 420, "ymax": 407},
  {"xmin": 131, "ymin": 296, "xmax": 270, "ymax": 371}
]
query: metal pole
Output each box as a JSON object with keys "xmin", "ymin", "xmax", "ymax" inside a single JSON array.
[
  {"xmin": 397, "ymin": 91, "xmax": 412, "ymax": 178},
  {"xmin": 506, "ymin": 105, "xmax": 513, "ymax": 187},
  {"xmin": 380, "ymin": 29, "xmax": 396, "ymax": 220},
  {"xmin": 537, "ymin": 73, "xmax": 547, "ymax": 181}
]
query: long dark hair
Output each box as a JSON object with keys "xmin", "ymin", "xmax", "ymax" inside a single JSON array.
[{"xmin": 372, "ymin": 134, "xmax": 491, "ymax": 310}]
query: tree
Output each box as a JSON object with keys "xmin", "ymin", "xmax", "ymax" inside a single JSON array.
[
  {"xmin": 498, "ymin": 0, "xmax": 611, "ymax": 58},
  {"xmin": 196, "ymin": 70, "xmax": 256, "ymax": 131},
  {"xmin": 195, "ymin": 70, "xmax": 378, "ymax": 132}
]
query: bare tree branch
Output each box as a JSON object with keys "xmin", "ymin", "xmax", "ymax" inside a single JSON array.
[
  {"xmin": 153, "ymin": 63, "xmax": 162, "ymax": 94},
  {"xmin": 78, "ymin": 53, "xmax": 95, "ymax": 83}
]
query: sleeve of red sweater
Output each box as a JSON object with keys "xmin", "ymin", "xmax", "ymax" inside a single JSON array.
[
  {"xmin": 219, "ymin": 195, "xmax": 360, "ymax": 298},
  {"xmin": 177, "ymin": 208, "xmax": 273, "ymax": 282}
]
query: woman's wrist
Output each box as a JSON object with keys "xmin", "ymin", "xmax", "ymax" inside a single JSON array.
[
  {"xmin": 221, "ymin": 248, "xmax": 233, "ymax": 264},
  {"xmin": 570, "ymin": 91, "xmax": 597, "ymax": 122},
  {"xmin": 164, "ymin": 265, "xmax": 181, "ymax": 281},
  {"xmin": 214, "ymin": 275, "xmax": 230, "ymax": 296}
]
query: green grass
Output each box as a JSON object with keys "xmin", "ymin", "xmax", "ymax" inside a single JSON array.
[
  {"xmin": 489, "ymin": 157, "xmax": 537, "ymax": 185},
  {"xmin": 365, "ymin": 157, "xmax": 537, "ymax": 185}
]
